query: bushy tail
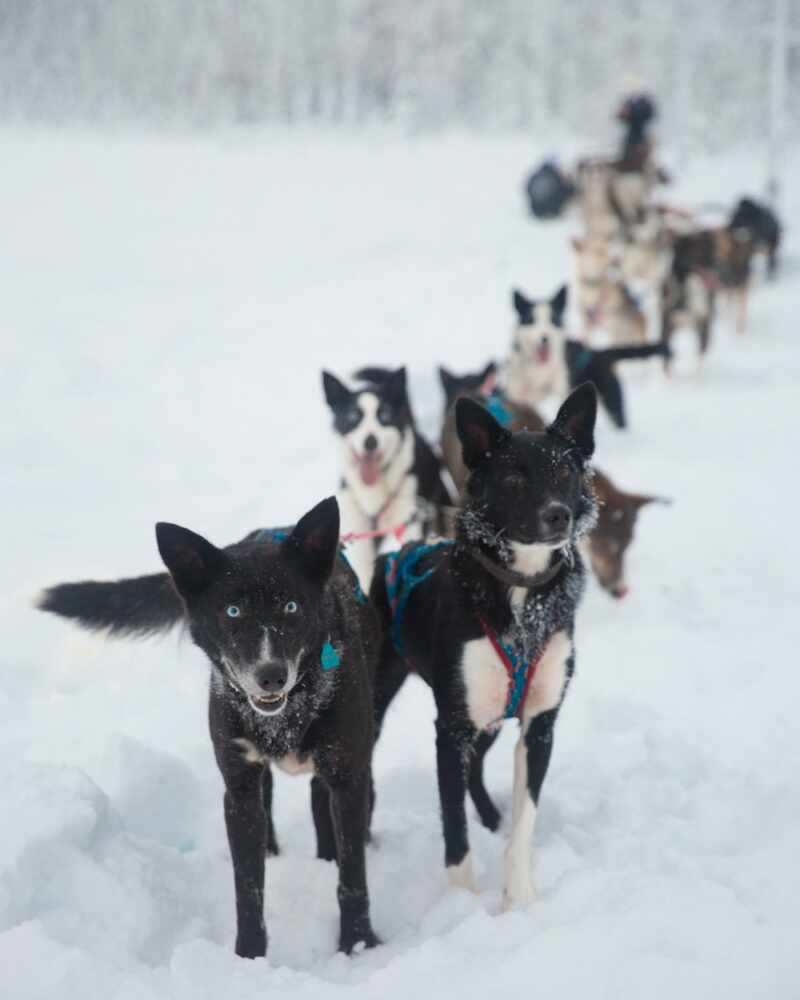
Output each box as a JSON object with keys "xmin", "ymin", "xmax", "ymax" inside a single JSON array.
[
  {"xmin": 599, "ymin": 342, "xmax": 667, "ymax": 365},
  {"xmin": 37, "ymin": 572, "xmax": 183, "ymax": 638}
]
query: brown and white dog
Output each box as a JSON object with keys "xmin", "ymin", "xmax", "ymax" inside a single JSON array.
[
  {"xmin": 572, "ymin": 235, "xmax": 649, "ymax": 346},
  {"xmin": 589, "ymin": 470, "xmax": 669, "ymax": 599},
  {"xmin": 619, "ymin": 207, "xmax": 673, "ymax": 290},
  {"xmin": 576, "ymin": 158, "xmax": 619, "ymax": 239},
  {"xmin": 660, "ymin": 229, "xmax": 722, "ymax": 368}
]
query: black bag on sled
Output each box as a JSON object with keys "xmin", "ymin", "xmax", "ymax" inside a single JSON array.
[{"xmin": 524, "ymin": 160, "xmax": 575, "ymax": 219}]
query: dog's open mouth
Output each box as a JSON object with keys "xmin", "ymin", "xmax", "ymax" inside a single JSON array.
[
  {"xmin": 248, "ymin": 691, "xmax": 288, "ymax": 716},
  {"xmin": 356, "ymin": 452, "xmax": 382, "ymax": 486},
  {"xmin": 535, "ymin": 342, "xmax": 551, "ymax": 364}
]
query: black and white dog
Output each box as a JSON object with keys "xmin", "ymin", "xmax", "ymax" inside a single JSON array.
[
  {"xmin": 509, "ymin": 286, "xmax": 666, "ymax": 428},
  {"xmin": 322, "ymin": 367, "xmax": 453, "ymax": 591},
  {"xmin": 370, "ymin": 384, "xmax": 598, "ymax": 907},
  {"xmin": 37, "ymin": 498, "xmax": 381, "ymax": 959}
]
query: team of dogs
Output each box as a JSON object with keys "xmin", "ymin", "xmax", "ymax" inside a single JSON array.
[
  {"xmin": 37, "ymin": 96, "xmax": 782, "ymax": 963},
  {"xmin": 530, "ymin": 93, "xmax": 782, "ymax": 370},
  {"xmin": 38, "ymin": 356, "xmax": 650, "ymax": 960}
]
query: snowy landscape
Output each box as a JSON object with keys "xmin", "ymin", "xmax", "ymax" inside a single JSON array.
[{"xmin": 1, "ymin": 119, "xmax": 798, "ymax": 999}]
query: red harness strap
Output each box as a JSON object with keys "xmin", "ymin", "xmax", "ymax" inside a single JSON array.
[
  {"xmin": 478, "ymin": 616, "xmax": 543, "ymax": 721},
  {"xmin": 340, "ymin": 522, "xmax": 409, "ymax": 545}
]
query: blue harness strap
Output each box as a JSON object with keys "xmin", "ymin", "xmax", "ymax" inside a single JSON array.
[
  {"xmin": 572, "ymin": 346, "xmax": 593, "ymax": 375},
  {"xmin": 384, "ymin": 541, "xmax": 452, "ymax": 654},
  {"xmin": 485, "ymin": 390, "xmax": 513, "ymax": 428}
]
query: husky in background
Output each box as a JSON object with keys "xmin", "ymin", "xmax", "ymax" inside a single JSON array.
[{"xmin": 322, "ymin": 367, "xmax": 453, "ymax": 591}]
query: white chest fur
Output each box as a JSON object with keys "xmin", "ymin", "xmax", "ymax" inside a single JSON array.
[
  {"xmin": 460, "ymin": 628, "xmax": 572, "ymax": 731},
  {"xmin": 521, "ymin": 630, "xmax": 572, "ymax": 721},
  {"xmin": 232, "ymin": 739, "xmax": 315, "ymax": 776},
  {"xmin": 274, "ymin": 752, "xmax": 315, "ymax": 776},
  {"xmin": 337, "ymin": 431, "xmax": 419, "ymax": 593},
  {"xmin": 461, "ymin": 636, "xmax": 510, "ymax": 730},
  {"xmin": 505, "ymin": 353, "xmax": 568, "ymax": 408}
]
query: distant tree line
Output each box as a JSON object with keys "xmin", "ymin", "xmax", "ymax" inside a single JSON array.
[{"xmin": 0, "ymin": 0, "xmax": 796, "ymax": 149}]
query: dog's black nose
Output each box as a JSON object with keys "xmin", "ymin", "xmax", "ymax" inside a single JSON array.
[
  {"xmin": 255, "ymin": 663, "xmax": 288, "ymax": 693},
  {"xmin": 541, "ymin": 336, "xmax": 550, "ymax": 347},
  {"xmin": 363, "ymin": 434, "xmax": 378, "ymax": 453},
  {"xmin": 539, "ymin": 502, "xmax": 571, "ymax": 536}
]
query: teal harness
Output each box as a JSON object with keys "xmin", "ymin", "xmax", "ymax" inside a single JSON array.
[
  {"xmin": 384, "ymin": 540, "xmax": 545, "ymax": 720},
  {"xmin": 384, "ymin": 541, "xmax": 453, "ymax": 655},
  {"xmin": 572, "ymin": 345, "xmax": 593, "ymax": 375},
  {"xmin": 484, "ymin": 390, "xmax": 513, "ymax": 428}
]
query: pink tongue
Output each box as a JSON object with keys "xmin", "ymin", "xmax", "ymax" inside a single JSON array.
[
  {"xmin": 536, "ymin": 343, "xmax": 550, "ymax": 364},
  {"xmin": 359, "ymin": 454, "xmax": 381, "ymax": 486}
]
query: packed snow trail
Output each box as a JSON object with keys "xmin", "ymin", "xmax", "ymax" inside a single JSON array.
[{"xmin": 1, "ymin": 130, "xmax": 797, "ymax": 999}]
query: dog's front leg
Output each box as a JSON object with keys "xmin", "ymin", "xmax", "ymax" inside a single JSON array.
[
  {"xmin": 503, "ymin": 708, "xmax": 557, "ymax": 910},
  {"xmin": 468, "ymin": 729, "xmax": 501, "ymax": 832},
  {"xmin": 504, "ymin": 631, "xmax": 573, "ymax": 910},
  {"xmin": 311, "ymin": 775, "xmax": 337, "ymax": 862},
  {"xmin": 223, "ymin": 769, "xmax": 269, "ymax": 958},
  {"xmin": 328, "ymin": 772, "xmax": 380, "ymax": 953},
  {"xmin": 735, "ymin": 286, "xmax": 748, "ymax": 335},
  {"xmin": 436, "ymin": 718, "xmax": 475, "ymax": 889},
  {"xmin": 262, "ymin": 765, "xmax": 280, "ymax": 856}
]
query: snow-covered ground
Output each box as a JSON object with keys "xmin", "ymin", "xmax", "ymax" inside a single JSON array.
[{"xmin": 2, "ymin": 129, "xmax": 797, "ymax": 999}]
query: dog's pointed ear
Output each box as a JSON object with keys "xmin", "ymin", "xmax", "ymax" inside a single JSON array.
[
  {"xmin": 478, "ymin": 361, "xmax": 498, "ymax": 394},
  {"xmin": 156, "ymin": 522, "xmax": 226, "ymax": 595},
  {"xmin": 322, "ymin": 371, "xmax": 352, "ymax": 410},
  {"xmin": 384, "ymin": 366, "xmax": 408, "ymax": 403},
  {"xmin": 512, "ymin": 288, "xmax": 533, "ymax": 321},
  {"xmin": 550, "ymin": 284, "xmax": 568, "ymax": 322},
  {"xmin": 456, "ymin": 397, "xmax": 510, "ymax": 469},
  {"xmin": 629, "ymin": 493, "xmax": 672, "ymax": 511},
  {"xmin": 548, "ymin": 382, "xmax": 597, "ymax": 460},
  {"xmin": 438, "ymin": 366, "xmax": 459, "ymax": 399},
  {"xmin": 283, "ymin": 497, "xmax": 340, "ymax": 585}
]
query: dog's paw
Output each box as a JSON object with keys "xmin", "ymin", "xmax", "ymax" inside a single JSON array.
[
  {"xmin": 339, "ymin": 924, "xmax": 382, "ymax": 955},
  {"xmin": 476, "ymin": 801, "xmax": 502, "ymax": 832},
  {"xmin": 446, "ymin": 853, "xmax": 477, "ymax": 892},
  {"xmin": 501, "ymin": 876, "xmax": 535, "ymax": 912}
]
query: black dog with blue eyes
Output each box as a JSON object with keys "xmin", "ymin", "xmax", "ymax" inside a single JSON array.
[
  {"xmin": 370, "ymin": 384, "xmax": 598, "ymax": 908},
  {"xmin": 37, "ymin": 497, "xmax": 381, "ymax": 960}
]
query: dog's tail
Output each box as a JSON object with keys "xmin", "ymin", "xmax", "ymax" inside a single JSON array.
[
  {"xmin": 36, "ymin": 571, "xmax": 183, "ymax": 638},
  {"xmin": 599, "ymin": 342, "xmax": 668, "ymax": 365}
]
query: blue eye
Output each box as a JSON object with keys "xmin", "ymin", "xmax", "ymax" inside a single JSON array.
[
  {"xmin": 226, "ymin": 605, "xmax": 241, "ymax": 618},
  {"xmin": 284, "ymin": 600, "xmax": 298, "ymax": 615}
]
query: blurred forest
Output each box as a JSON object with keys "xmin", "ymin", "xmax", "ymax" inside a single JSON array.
[{"xmin": 1, "ymin": 0, "xmax": 798, "ymax": 150}]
